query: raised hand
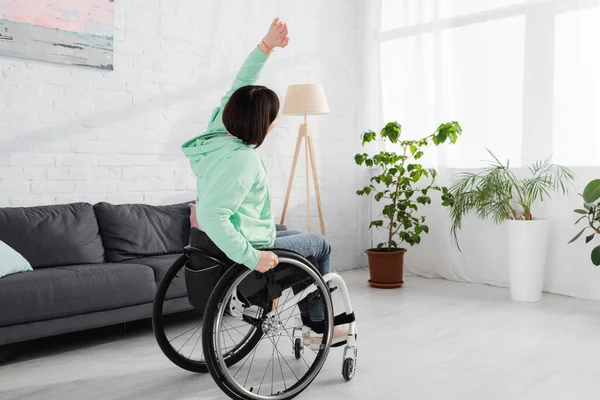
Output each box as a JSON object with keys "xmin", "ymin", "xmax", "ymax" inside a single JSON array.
[{"xmin": 263, "ymin": 18, "xmax": 290, "ymax": 49}]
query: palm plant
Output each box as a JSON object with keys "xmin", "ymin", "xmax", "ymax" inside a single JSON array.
[{"xmin": 448, "ymin": 150, "xmax": 574, "ymax": 247}]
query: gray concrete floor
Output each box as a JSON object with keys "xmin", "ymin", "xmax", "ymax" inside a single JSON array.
[{"xmin": 1, "ymin": 270, "xmax": 600, "ymax": 400}]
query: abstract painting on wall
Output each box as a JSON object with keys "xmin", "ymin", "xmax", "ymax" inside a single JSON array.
[{"xmin": 0, "ymin": 0, "xmax": 114, "ymax": 70}]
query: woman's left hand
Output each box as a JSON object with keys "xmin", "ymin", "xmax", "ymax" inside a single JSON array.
[{"xmin": 263, "ymin": 18, "xmax": 289, "ymax": 49}]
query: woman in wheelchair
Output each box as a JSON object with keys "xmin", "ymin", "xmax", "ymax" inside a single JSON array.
[
  {"xmin": 152, "ymin": 18, "xmax": 357, "ymax": 399},
  {"xmin": 181, "ymin": 18, "xmax": 349, "ymax": 347}
]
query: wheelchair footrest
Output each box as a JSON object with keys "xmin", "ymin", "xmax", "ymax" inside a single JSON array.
[{"xmin": 301, "ymin": 312, "xmax": 356, "ymax": 334}]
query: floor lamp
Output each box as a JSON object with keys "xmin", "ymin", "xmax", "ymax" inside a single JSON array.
[{"xmin": 280, "ymin": 84, "xmax": 329, "ymax": 235}]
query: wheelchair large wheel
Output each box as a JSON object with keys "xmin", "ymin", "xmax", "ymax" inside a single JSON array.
[
  {"xmin": 202, "ymin": 252, "xmax": 334, "ymax": 400},
  {"xmin": 153, "ymin": 255, "xmax": 263, "ymax": 373}
]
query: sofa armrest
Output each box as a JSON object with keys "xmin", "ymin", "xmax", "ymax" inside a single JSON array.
[{"xmin": 275, "ymin": 224, "xmax": 287, "ymax": 231}]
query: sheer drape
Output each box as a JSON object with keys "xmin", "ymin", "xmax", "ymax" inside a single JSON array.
[{"xmin": 371, "ymin": 0, "xmax": 600, "ymax": 300}]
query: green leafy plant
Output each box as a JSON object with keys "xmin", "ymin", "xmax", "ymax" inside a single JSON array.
[
  {"xmin": 569, "ymin": 179, "xmax": 600, "ymax": 266},
  {"xmin": 448, "ymin": 150, "xmax": 574, "ymax": 248},
  {"xmin": 355, "ymin": 121, "xmax": 461, "ymax": 250}
]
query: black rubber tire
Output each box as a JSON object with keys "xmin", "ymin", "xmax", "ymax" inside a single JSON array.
[
  {"xmin": 153, "ymin": 255, "xmax": 262, "ymax": 373},
  {"xmin": 294, "ymin": 338, "xmax": 303, "ymax": 360},
  {"xmin": 342, "ymin": 358, "xmax": 355, "ymax": 381},
  {"xmin": 202, "ymin": 252, "xmax": 334, "ymax": 400},
  {"xmin": 153, "ymin": 255, "xmax": 207, "ymax": 373}
]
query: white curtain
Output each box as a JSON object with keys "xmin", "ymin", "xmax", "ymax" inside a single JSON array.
[{"xmin": 371, "ymin": 0, "xmax": 600, "ymax": 300}]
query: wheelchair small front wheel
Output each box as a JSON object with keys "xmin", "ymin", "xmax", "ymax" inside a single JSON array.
[
  {"xmin": 342, "ymin": 358, "xmax": 356, "ymax": 381},
  {"xmin": 202, "ymin": 254, "xmax": 334, "ymax": 400}
]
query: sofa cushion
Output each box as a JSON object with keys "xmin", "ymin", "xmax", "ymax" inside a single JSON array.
[
  {"xmin": 132, "ymin": 254, "xmax": 186, "ymax": 300},
  {"xmin": 133, "ymin": 253, "xmax": 182, "ymax": 285},
  {"xmin": 0, "ymin": 263, "xmax": 156, "ymax": 327},
  {"xmin": 0, "ymin": 203, "xmax": 105, "ymax": 269},
  {"xmin": 94, "ymin": 202, "xmax": 190, "ymax": 263}
]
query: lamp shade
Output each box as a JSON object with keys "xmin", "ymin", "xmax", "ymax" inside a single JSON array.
[{"xmin": 282, "ymin": 84, "xmax": 330, "ymax": 116}]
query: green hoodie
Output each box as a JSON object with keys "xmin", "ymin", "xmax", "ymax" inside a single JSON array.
[{"xmin": 181, "ymin": 46, "xmax": 275, "ymax": 269}]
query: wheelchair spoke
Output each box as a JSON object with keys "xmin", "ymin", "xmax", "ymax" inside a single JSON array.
[
  {"xmin": 222, "ymin": 319, "xmax": 246, "ymax": 337},
  {"xmin": 275, "ymin": 343, "xmax": 287, "ymax": 391},
  {"xmin": 220, "ymin": 323, "xmax": 254, "ymax": 334},
  {"xmin": 257, "ymin": 342, "xmax": 276, "ymax": 395},
  {"xmin": 244, "ymin": 337, "xmax": 261, "ymax": 387},
  {"xmin": 233, "ymin": 336, "xmax": 266, "ymax": 379},
  {"xmin": 221, "ymin": 322, "xmax": 239, "ymax": 351},
  {"xmin": 177, "ymin": 324, "xmax": 202, "ymax": 353},
  {"xmin": 275, "ymin": 285, "xmax": 313, "ymax": 316},
  {"xmin": 169, "ymin": 281, "xmax": 186, "ymax": 293},
  {"xmin": 273, "ymin": 286, "xmax": 293, "ymax": 322},
  {"xmin": 281, "ymin": 307, "xmax": 300, "ymax": 329},
  {"xmin": 189, "ymin": 328, "xmax": 202, "ymax": 359},
  {"xmin": 265, "ymin": 335, "xmax": 300, "ymax": 381},
  {"xmin": 168, "ymin": 323, "xmax": 201, "ymax": 344},
  {"xmin": 171, "ymin": 299, "xmax": 191, "ymax": 307},
  {"xmin": 221, "ymin": 325, "xmax": 228, "ymax": 354},
  {"xmin": 271, "ymin": 343, "xmax": 275, "ymax": 395}
]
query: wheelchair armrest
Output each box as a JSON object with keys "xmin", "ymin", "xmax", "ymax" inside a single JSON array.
[{"xmin": 184, "ymin": 245, "xmax": 230, "ymax": 267}]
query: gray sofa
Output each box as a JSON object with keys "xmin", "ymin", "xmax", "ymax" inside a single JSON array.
[{"xmin": 0, "ymin": 202, "xmax": 285, "ymax": 346}]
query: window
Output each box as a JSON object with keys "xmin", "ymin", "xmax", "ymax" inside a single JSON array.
[
  {"xmin": 552, "ymin": 8, "xmax": 600, "ymax": 166},
  {"xmin": 381, "ymin": 0, "xmax": 435, "ymax": 31},
  {"xmin": 379, "ymin": 0, "xmax": 600, "ymax": 168},
  {"xmin": 440, "ymin": 17, "xmax": 525, "ymax": 167},
  {"xmin": 380, "ymin": 34, "xmax": 437, "ymax": 165},
  {"xmin": 439, "ymin": 0, "xmax": 525, "ymax": 19}
]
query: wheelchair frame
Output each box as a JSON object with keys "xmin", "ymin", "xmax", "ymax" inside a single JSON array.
[{"xmin": 153, "ymin": 246, "xmax": 358, "ymax": 400}]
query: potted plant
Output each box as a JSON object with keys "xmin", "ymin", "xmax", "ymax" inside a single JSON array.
[
  {"xmin": 355, "ymin": 121, "xmax": 461, "ymax": 288},
  {"xmin": 448, "ymin": 151, "xmax": 574, "ymax": 302},
  {"xmin": 569, "ymin": 179, "xmax": 600, "ymax": 266}
]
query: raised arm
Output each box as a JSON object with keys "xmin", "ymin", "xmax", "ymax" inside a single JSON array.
[{"xmin": 205, "ymin": 18, "xmax": 289, "ymax": 135}]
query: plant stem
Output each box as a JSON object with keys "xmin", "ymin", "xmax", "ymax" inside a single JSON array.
[
  {"xmin": 388, "ymin": 144, "xmax": 409, "ymax": 250},
  {"xmin": 494, "ymin": 156, "xmax": 528, "ymax": 219},
  {"xmin": 588, "ymin": 214, "xmax": 600, "ymax": 235}
]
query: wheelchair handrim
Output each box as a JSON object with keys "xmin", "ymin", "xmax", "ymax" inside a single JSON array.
[{"xmin": 213, "ymin": 257, "xmax": 334, "ymax": 400}]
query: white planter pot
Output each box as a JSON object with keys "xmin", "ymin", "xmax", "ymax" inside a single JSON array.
[{"xmin": 506, "ymin": 219, "xmax": 549, "ymax": 302}]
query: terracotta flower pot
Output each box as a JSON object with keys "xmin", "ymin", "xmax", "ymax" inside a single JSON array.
[{"xmin": 365, "ymin": 248, "xmax": 406, "ymax": 288}]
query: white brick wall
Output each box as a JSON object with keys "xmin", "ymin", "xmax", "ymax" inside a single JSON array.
[{"xmin": 0, "ymin": 0, "xmax": 371, "ymax": 270}]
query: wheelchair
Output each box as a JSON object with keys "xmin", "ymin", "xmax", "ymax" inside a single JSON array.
[{"xmin": 152, "ymin": 229, "xmax": 358, "ymax": 399}]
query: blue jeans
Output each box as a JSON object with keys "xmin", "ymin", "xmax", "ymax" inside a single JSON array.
[{"xmin": 274, "ymin": 230, "xmax": 331, "ymax": 322}]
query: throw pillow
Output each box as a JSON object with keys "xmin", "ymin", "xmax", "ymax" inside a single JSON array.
[
  {"xmin": 0, "ymin": 239, "xmax": 33, "ymax": 278},
  {"xmin": 189, "ymin": 203, "xmax": 200, "ymax": 229}
]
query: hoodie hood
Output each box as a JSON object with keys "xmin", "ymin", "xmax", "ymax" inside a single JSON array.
[
  {"xmin": 182, "ymin": 133, "xmax": 252, "ymax": 177},
  {"xmin": 182, "ymin": 133, "xmax": 248, "ymax": 157}
]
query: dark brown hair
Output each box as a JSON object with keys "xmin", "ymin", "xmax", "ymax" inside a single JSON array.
[{"xmin": 222, "ymin": 85, "xmax": 280, "ymax": 148}]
